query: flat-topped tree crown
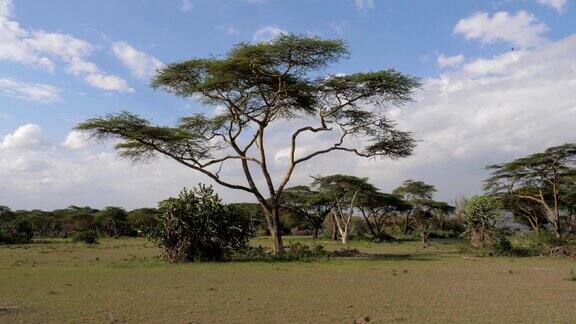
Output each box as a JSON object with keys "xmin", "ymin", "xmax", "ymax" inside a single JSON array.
[
  {"xmin": 76, "ymin": 34, "xmax": 420, "ymax": 254},
  {"xmin": 484, "ymin": 143, "xmax": 576, "ymax": 238}
]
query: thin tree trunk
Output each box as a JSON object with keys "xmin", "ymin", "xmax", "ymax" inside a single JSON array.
[
  {"xmin": 331, "ymin": 214, "xmax": 338, "ymax": 240},
  {"xmin": 312, "ymin": 227, "xmax": 319, "ymax": 239}
]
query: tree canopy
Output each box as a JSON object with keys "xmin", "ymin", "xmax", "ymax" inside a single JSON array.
[{"xmin": 485, "ymin": 143, "xmax": 576, "ymax": 237}]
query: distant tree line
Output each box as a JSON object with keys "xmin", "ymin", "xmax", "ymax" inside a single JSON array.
[{"xmin": 0, "ymin": 205, "xmax": 161, "ymax": 244}]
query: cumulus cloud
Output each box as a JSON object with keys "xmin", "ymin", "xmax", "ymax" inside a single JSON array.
[
  {"xmin": 454, "ymin": 11, "xmax": 548, "ymax": 48},
  {"xmin": 0, "ymin": 78, "xmax": 61, "ymax": 102},
  {"xmin": 62, "ymin": 131, "xmax": 91, "ymax": 150},
  {"xmin": 0, "ymin": 0, "xmax": 131, "ymax": 93},
  {"xmin": 536, "ymin": 0, "xmax": 569, "ymax": 13},
  {"xmin": 0, "ymin": 124, "xmax": 51, "ymax": 151},
  {"xmin": 84, "ymin": 73, "xmax": 133, "ymax": 92},
  {"xmin": 437, "ymin": 54, "xmax": 465, "ymax": 68},
  {"xmin": 253, "ymin": 26, "xmax": 287, "ymax": 42},
  {"xmin": 111, "ymin": 42, "xmax": 163, "ymax": 80}
]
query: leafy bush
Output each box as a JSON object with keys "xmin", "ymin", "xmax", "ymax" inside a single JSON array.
[
  {"xmin": 72, "ymin": 229, "xmax": 100, "ymax": 244},
  {"xmin": 0, "ymin": 218, "xmax": 34, "ymax": 244},
  {"xmin": 150, "ymin": 185, "xmax": 253, "ymax": 262}
]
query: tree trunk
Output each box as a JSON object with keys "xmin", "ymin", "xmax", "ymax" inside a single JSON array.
[
  {"xmin": 341, "ymin": 228, "xmax": 348, "ymax": 244},
  {"xmin": 262, "ymin": 203, "xmax": 285, "ymax": 255},
  {"xmin": 312, "ymin": 227, "xmax": 319, "ymax": 239},
  {"xmin": 331, "ymin": 214, "xmax": 338, "ymax": 240},
  {"xmin": 270, "ymin": 207, "xmax": 285, "ymax": 254},
  {"xmin": 553, "ymin": 220, "xmax": 562, "ymax": 238},
  {"xmin": 403, "ymin": 211, "xmax": 411, "ymax": 235}
]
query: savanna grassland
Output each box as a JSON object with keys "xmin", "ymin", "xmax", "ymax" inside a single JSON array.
[{"xmin": 1, "ymin": 237, "xmax": 576, "ymax": 323}]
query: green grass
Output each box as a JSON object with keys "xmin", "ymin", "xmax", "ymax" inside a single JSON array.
[{"xmin": 1, "ymin": 237, "xmax": 576, "ymax": 323}]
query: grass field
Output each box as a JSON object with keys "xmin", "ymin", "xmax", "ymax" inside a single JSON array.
[{"xmin": 1, "ymin": 237, "xmax": 576, "ymax": 323}]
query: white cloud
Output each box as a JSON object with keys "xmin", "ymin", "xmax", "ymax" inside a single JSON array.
[
  {"xmin": 536, "ymin": 0, "xmax": 568, "ymax": 13},
  {"xmin": 0, "ymin": 78, "xmax": 61, "ymax": 102},
  {"xmin": 462, "ymin": 50, "xmax": 524, "ymax": 76},
  {"xmin": 0, "ymin": 0, "xmax": 131, "ymax": 93},
  {"xmin": 252, "ymin": 26, "xmax": 287, "ymax": 42},
  {"xmin": 62, "ymin": 131, "xmax": 91, "ymax": 150},
  {"xmin": 354, "ymin": 0, "xmax": 374, "ymax": 11},
  {"xmin": 0, "ymin": 124, "xmax": 51, "ymax": 151},
  {"xmin": 362, "ymin": 35, "xmax": 576, "ymax": 199},
  {"xmin": 84, "ymin": 73, "xmax": 133, "ymax": 93},
  {"xmin": 454, "ymin": 11, "xmax": 548, "ymax": 48},
  {"xmin": 24, "ymin": 31, "xmax": 93, "ymax": 61},
  {"xmin": 0, "ymin": 0, "xmax": 12, "ymax": 18},
  {"xmin": 111, "ymin": 42, "xmax": 163, "ymax": 80},
  {"xmin": 437, "ymin": 54, "xmax": 465, "ymax": 68}
]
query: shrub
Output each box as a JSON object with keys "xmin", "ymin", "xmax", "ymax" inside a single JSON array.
[
  {"xmin": 73, "ymin": 229, "xmax": 100, "ymax": 244},
  {"xmin": 150, "ymin": 185, "xmax": 253, "ymax": 262}
]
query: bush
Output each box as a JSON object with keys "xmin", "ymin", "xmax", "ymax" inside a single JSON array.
[
  {"xmin": 72, "ymin": 229, "xmax": 100, "ymax": 244},
  {"xmin": 0, "ymin": 218, "xmax": 34, "ymax": 244},
  {"xmin": 150, "ymin": 185, "xmax": 253, "ymax": 262}
]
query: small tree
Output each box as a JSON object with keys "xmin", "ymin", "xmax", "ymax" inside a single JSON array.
[
  {"xmin": 150, "ymin": 185, "xmax": 252, "ymax": 262},
  {"xmin": 485, "ymin": 143, "xmax": 576, "ymax": 238},
  {"xmin": 94, "ymin": 207, "xmax": 130, "ymax": 237},
  {"xmin": 392, "ymin": 179, "xmax": 436, "ymax": 234},
  {"xmin": 462, "ymin": 195, "xmax": 502, "ymax": 249},
  {"xmin": 280, "ymin": 186, "xmax": 331, "ymax": 238},
  {"xmin": 410, "ymin": 200, "xmax": 453, "ymax": 247},
  {"xmin": 312, "ymin": 174, "xmax": 377, "ymax": 243},
  {"xmin": 76, "ymin": 34, "xmax": 419, "ymax": 254},
  {"xmin": 501, "ymin": 195, "xmax": 548, "ymax": 234},
  {"xmin": 357, "ymin": 192, "xmax": 409, "ymax": 242}
]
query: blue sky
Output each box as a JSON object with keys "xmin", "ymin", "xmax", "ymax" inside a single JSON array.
[{"xmin": 1, "ymin": 0, "xmax": 575, "ymax": 209}]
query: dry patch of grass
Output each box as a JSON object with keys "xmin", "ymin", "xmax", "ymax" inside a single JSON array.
[{"xmin": 1, "ymin": 237, "xmax": 576, "ymax": 323}]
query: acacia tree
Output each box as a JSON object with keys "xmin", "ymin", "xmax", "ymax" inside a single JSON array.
[
  {"xmin": 409, "ymin": 200, "xmax": 453, "ymax": 247},
  {"xmin": 392, "ymin": 179, "xmax": 436, "ymax": 234},
  {"xmin": 280, "ymin": 186, "xmax": 331, "ymax": 238},
  {"xmin": 76, "ymin": 34, "xmax": 419, "ymax": 253},
  {"xmin": 500, "ymin": 194, "xmax": 548, "ymax": 234},
  {"xmin": 485, "ymin": 143, "xmax": 576, "ymax": 238},
  {"xmin": 357, "ymin": 191, "xmax": 409, "ymax": 242},
  {"xmin": 312, "ymin": 174, "xmax": 377, "ymax": 244}
]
